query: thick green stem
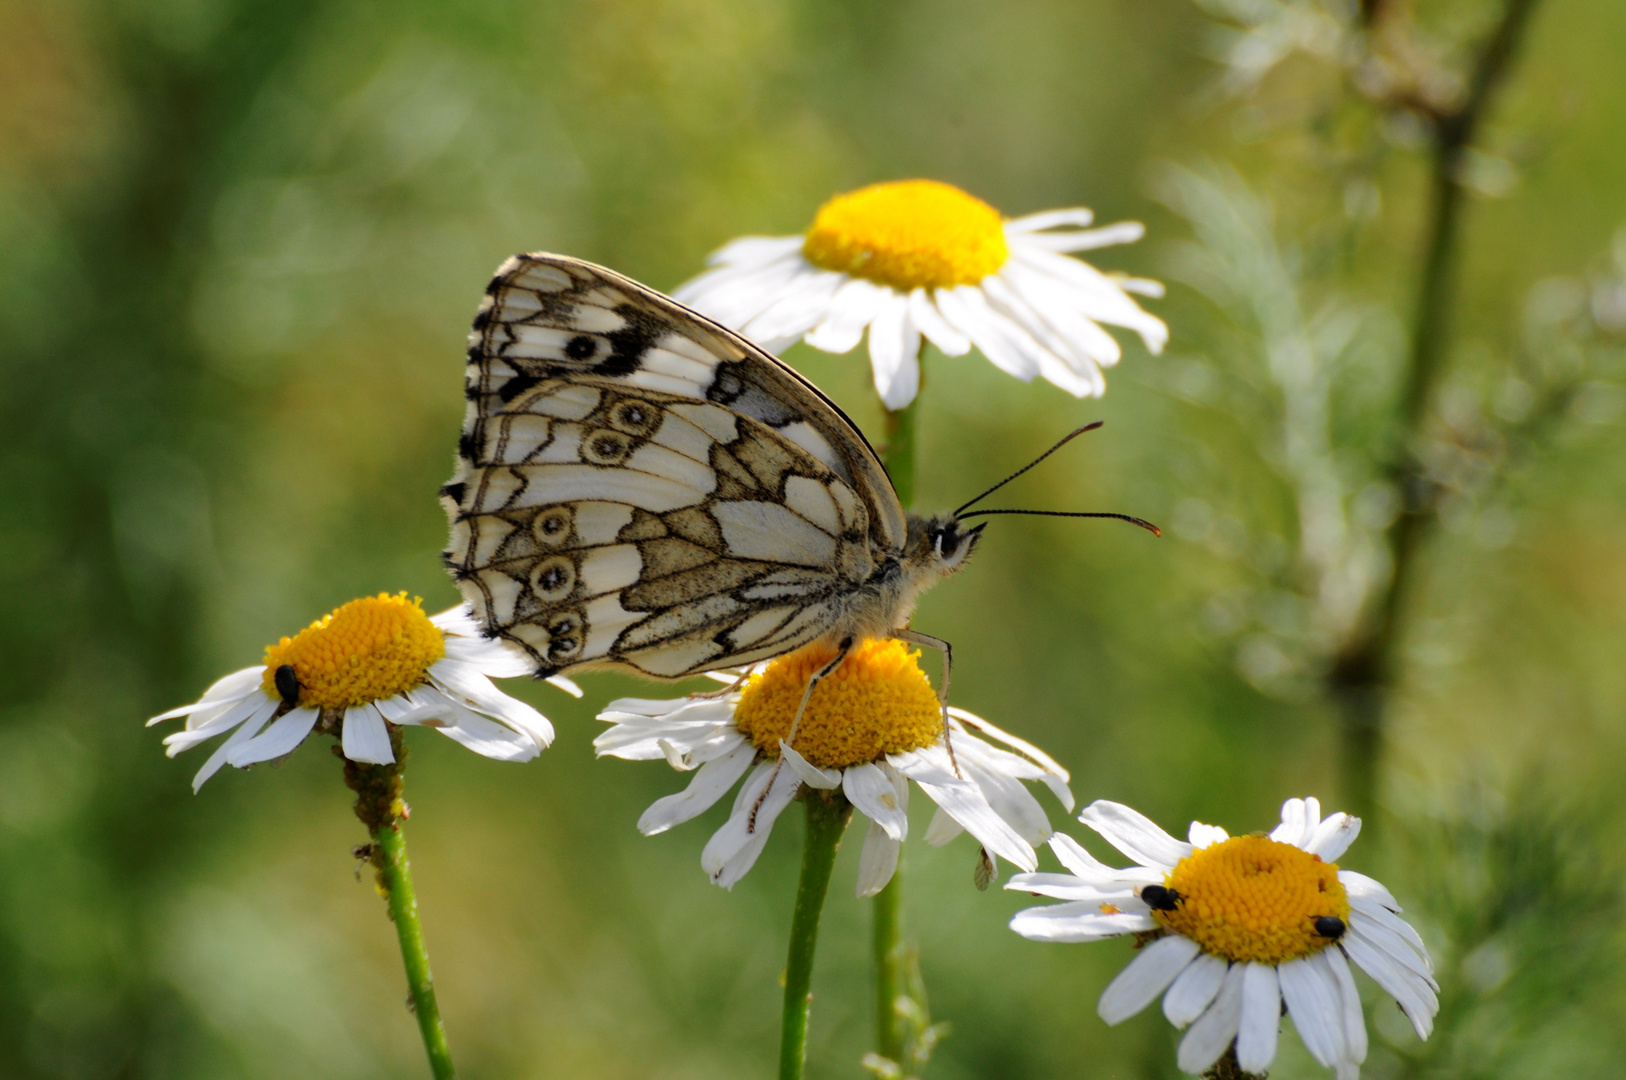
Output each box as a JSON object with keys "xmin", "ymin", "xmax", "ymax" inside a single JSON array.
[
  {"xmin": 779, "ymin": 793, "xmax": 853, "ymax": 1080},
  {"xmin": 342, "ymin": 734, "xmax": 457, "ymax": 1080},
  {"xmin": 873, "ymin": 346, "xmax": 924, "ymax": 1064},
  {"xmin": 881, "ymin": 352, "xmax": 924, "ymax": 507},
  {"xmin": 872, "ymin": 865, "xmax": 906, "ymax": 1062}
]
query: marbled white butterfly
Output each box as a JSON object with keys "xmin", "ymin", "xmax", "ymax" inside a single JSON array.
[{"xmin": 440, "ymin": 254, "xmax": 1153, "ymax": 697}]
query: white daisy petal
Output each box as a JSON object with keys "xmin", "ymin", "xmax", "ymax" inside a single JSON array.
[
  {"xmin": 341, "ymin": 705, "xmax": 395, "ymax": 765},
  {"xmin": 701, "ymin": 762, "xmax": 800, "ymax": 889},
  {"xmin": 1008, "ymin": 247, "xmax": 1169, "ymax": 353},
  {"xmin": 1348, "ymin": 914, "xmax": 1438, "ymax": 989},
  {"xmin": 692, "ymin": 234, "xmax": 805, "ymax": 272},
  {"xmin": 923, "ymin": 803, "xmax": 963, "ymax": 845},
  {"xmin": 1163, "ymin": 951, "xmax": 1230, "ymax": 1027},
  {"xmin": 545, "ymin": 674, "xmax": 583, "ymax": 698},
  {"xmin": 1304, "ymin": 812, "xmax": 1361, "ymax": 862},
  {"xmin": 1009, "ymin": 904, "xmax": 1154, "ymax": 943},
  {"xmin": 930, "ymin": 286, "xmax": 1033, "ymax": 380},
  {"xmin": 981, "ymin": 274, "xmax": 1105, "ymax": 397},
  {"xmin": 843, "ymin": 761, "xmax": 909, "ymax": 841},
  {"xmin": 739, "ymin": 266, "xmax": 843, "ymax": 340},
  {"xmin": 191, "ymin": 700, "xmax": 278, "ymax": 791},
  {"xmin": 955, "ymin": 739, "xmax": 1054, "ymax": 845},
  {"xmin": 1046, "ymin": 832, "xmax": 1166, "ymax": 887},
  {"xmin": 1004, "ymin": 207, "xmax": 1096, "ymax": 232},
  {"xmin": 1079, "ymin": 801, "xmax": 1193, "ymax": 870},
  {"xmin": 1004, "ymin": 872, "xmax": 1142, "ymax": 904},
  {"xmin": 428, "ymin": 661, "xmax": 551, "ymax": 741},
  {"xmin": 907, "ymin": 287, "xmax": 971, "ymax": 356},
  {"xmin": 1339, "ymin": 934, "xmax": 1436, "ymax": 1039},
  {"xmin": 1338, "ymin": 869, "xmax": 1401, "ymax": 911},
  {"xmin": 163, "ymin": 693, "xmax": 271, "ymax": 755},
  {"xmin": 1272, "ymin": 798, "xmax": 1309, "ymax": 845},
  {"xmin": 149, "ymin": 666, "xmax": 263, "ymax": 724},
  {"xmin": 896, "ymin": 747, "xmax": 1035, "ymax": 871},
  {"xmin": 1349, "ymin": 894, "xmax": 1432, "ymax": 966},
  {"xmin": 429, "ymin": 704, "xmax": 540, "ymax": 761},
  {"xmin": 948, "ymin": 707, "xmax": 1070, "ymax": 788},
  {"xmin": 435, "ymin": 627, "xmax": 533, "ymax": 679},
  {"xmin": 681, "ymin": 254, "xmax": 807, "ymax": 328},
  {"xmin": 1279, "ymin": 955, "xmax": 1346, "ymax": 1068},
  {"xmin": 1099, "ymin": 934, "xmax": 1201, "ymax": 1025},
  {"xmin": 1322, "ymin": 940, "xmax": 1369, "ymax": 1065},
  {"xmin": 778, "ymin": 741, "xmax": 842, "ymax": 789},
  {"xmin": 227, "ymin": 707, "xmax": 320, "ymax": 767},
  {"xmin": 991, "ymin": 265, "xmax": 1123, "ymax": 390},
  {"xmin": 804, "ymin": 277, "xmax": 890, "ymax": 354},
  {"xmin": 1019, "ymin": 220, "xmax": 1146, "ymax": 252},
  {"xmin": 638, "ymin": 742, "xmax": 758, "ymax": 835},
  {"xmin": 1188, "ymin": 822, "xmax": 1230, "ymax": 849},
  {"xmin": 866, "ymin": 293, "xmax": 920, "ymax": 409},
  {"xmin": 855, "ymin": 819, "xmax": 901, "ymax": 898},
  {"xmin": 1178, "ymin": 962, "xmax": 1246, "ymax": 1074},
  {"xmin": 1236, "ymin": 962, "xmax": 1280, "ymax": 1073}
]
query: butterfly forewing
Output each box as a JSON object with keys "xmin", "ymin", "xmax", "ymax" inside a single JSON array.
[{"xmin": 443, "ymin": 253, "xmax": 907, "ymax": 679}]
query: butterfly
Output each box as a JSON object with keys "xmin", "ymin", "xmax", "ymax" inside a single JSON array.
[{"xmin": 440, "ymin": 253, "xmax": 1155, "ymax": 703}]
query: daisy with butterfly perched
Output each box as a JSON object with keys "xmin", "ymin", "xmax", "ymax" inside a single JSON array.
[{"xmin": 440, "ymin": 180, "xmax": 1166, "ymax": 1079}]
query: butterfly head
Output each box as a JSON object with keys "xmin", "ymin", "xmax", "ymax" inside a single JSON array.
[{"xmin": 907, "ymin": 514, "xmax": 985, "ymax": 579}]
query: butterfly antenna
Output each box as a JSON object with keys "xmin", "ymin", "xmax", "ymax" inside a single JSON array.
[
  {"xmin": 957, "ymin": 508, "xmax": 1162, "ymax": 537},
  {"xmin": 953, "ymin": 421, "xmax": 1105, "ymax": 516}
]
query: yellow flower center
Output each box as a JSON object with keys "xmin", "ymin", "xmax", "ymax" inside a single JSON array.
[
  {"xmin": 733, "ymin": 638, "xmax": 943, "ymax": 770},
  {"xmin": 1157, "ymin": 835, "xmax": 1350, "ymax": 965},
  {"xmin": 260, "ymin": 593, "xmax": 445, "ymax": 710},
  {"xmin": 802, "ymin": 179, "xmax": 1009, "ymax": 291}
]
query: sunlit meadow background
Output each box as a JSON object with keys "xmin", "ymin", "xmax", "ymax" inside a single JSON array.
[{"xmin": 2, "ymin": 0, "xmax": 1625, "ymax": 1077}]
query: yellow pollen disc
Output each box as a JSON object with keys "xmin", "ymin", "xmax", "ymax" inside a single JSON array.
[
  {"xmin": 260, "ymin": 593, "xmax": 445, "ymax": 710},
  {"xmin": 732, "ymin": 638, "xmax": 943, "ymax": 770},
  {"xmin": 802, "ymin": 179, "xmax": 1009, "ymax": 291},
  {"xmin": 1157, "ymin": 835, "xmax": 1350, "ymax": 965}
]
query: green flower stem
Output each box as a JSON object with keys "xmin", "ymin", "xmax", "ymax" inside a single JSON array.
[
  {"xmin": 881, "ymin": 354, "xmax": 923, "ymax": 507},
  {"xmin": 874, "ymin": 345, "xmax": 924, "ymax": 1066},
  {"xmin": 779, "ymin": 792, "xmax": 853, "ymax": 1080},
  {"xmin": 341, "ymin": 732, "xmax": 457, "ymax": 1080},
  {"xmin": 871, "ymin": 863, "xmax": 906, "ymax": 1062}
]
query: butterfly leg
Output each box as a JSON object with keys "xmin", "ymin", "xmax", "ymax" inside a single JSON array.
[
  {"xmin": 691, "ymin": 668, "xmax": 752, "ymax": 700},
  {"xmin": 891, "ymin": 629, "xmax": 962, "ymax": 779},
  {"xmin": 747, "ymin": 636, "xmax": 853, "ymax": 833}
]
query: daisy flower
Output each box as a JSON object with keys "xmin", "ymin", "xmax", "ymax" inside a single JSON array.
[
  {"xmin": 594, "ymin": 638, "xmax": 1073, "ymax": 894},
  {"xmin": 672, "ymin": 178, "xmax": 1168, "ymax": 410},
  {"xmin": 149, "ymin": 592, "xmax": 575, "ymax": 791},
  {"xmin": 1008, "ymin": 798, "xmax": 1437, "ymax": 1079}
]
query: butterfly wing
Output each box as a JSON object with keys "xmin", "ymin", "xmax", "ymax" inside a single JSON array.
[{"xmin": 441, "ymin": 253, "xmax": 906, "ymax": 679}]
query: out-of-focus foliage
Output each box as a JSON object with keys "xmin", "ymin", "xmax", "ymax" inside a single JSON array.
[{"xmin": 0, "ymin": 0, "xmax": 1623, "ymax": 1078}]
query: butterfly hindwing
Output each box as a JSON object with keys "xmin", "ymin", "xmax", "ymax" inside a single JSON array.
[{"xmin": 443, "ymin": 254, "xmax": 904, "ymax": 679}]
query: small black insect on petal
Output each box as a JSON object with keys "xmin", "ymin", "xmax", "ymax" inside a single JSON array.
[
  {"xmin": 1141, "ymin": 885, "xmax": 1182, "ymax": 912},
  {"xmin": 1314, "ymin": 915, "xmax": 1346, "ymax": 940},
  {"xmin": 274, "ymin": 664, "xmax": 301, "ymax": 707}
]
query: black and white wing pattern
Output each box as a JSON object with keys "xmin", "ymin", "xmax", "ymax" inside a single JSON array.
[{"xmin": 441, "ymin": 253, "xmax": 907, "ymax": 680}]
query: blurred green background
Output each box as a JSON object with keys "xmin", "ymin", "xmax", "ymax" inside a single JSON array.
[{"xmin": 2, "ymin": 0, "xmax": 1624, "ymax": 1077}]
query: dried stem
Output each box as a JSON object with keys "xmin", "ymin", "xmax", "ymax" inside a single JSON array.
[{"xmin": 1330, "ymin": 0, "xmax": 1544, "ymax": 815}]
